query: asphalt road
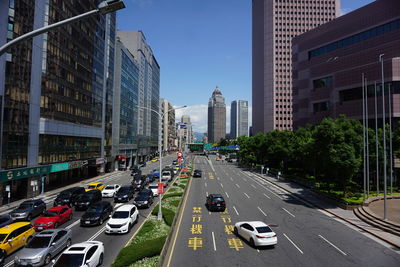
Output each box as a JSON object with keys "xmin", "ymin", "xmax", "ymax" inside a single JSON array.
[
  {"xmin": 166, "ymin": 155, "xmax": 400, "ymax": 267},
  {"xmin": 1, "ymin": 154, "xmax": 178, "ymax": 267}
]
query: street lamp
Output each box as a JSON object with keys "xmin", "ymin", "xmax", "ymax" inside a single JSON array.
[
  {"xmin": 0, "ymin": 0, "xmax": 125, "ymax": 56},
  {"xmin": 138, "ymin": 105, "xmax": 187, "ymax": 220}
]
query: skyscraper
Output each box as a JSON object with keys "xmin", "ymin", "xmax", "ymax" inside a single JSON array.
[
  {"xmin": 117, "ymin": 31, "xmax": 160, "ymax": 159},
  {"xmin": 252, "ymin": 0, "xmax": 339, "ymax": 133},
  {"xmin": 208, "ymin": 87, "xmax": 226, "ymax": 143},
  {"xmin": 230, "ymin": 100, "xmax": 249, "ymax": 139}
]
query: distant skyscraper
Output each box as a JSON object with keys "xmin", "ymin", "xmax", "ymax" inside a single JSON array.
[
  {"xmin": 252, "ymin": 0, "xmax": 339, "ymax": 133},
  {"xmin": 230, "ymin": 100, "xmax": 249, "ymax": 139},
  {"xmin": 208, "ymin": 87, "xmax": 226, "ymax": 143}
]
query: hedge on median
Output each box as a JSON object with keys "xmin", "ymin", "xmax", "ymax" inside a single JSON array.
[{"xmin": 151, "ymin": 206, "xmax": 176, "ymax": 226}]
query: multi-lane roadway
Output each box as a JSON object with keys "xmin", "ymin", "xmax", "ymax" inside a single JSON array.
[
  {"xmin": 165, "ymin": 155, "xmax": 400, "ymax": 267},
  {"xmin": 1, "ymin": 154, "xmax": 177, "ymax": 267}
]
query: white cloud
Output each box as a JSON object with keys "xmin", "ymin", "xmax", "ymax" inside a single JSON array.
[{"xmin": 174, "ymin": 104, "xmax": 253, "ymax": 136}]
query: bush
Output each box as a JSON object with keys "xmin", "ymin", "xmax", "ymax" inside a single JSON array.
[
  {"xmin": 151, "ymin": 206, "xmax": 176, "ymax": 226},
  {"xmin": 163, "ymin": 192, "xmax": 183, "ymax": 199},
  {"xmin": 112, "ymin": 235, "xmax": 167, "ymax": 267},
  {"xmin": 179, "ymin": 184, "xmax": 186, "ymax": 190}
]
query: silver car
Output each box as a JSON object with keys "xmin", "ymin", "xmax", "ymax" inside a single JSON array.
[{"xmin": 15, "ymin": 228, "xmax": 72, "ymax": 266}]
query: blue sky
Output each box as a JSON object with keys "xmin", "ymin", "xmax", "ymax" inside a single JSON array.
[{"xmin": 118, "ymin": 0, "xmax": 375, "ymax": 133}]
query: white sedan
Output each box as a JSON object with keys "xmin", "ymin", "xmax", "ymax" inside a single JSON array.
[
  {"xmin": 234, "ymin": 221, "xmax": 277, "ymax": 247},
  {"xmin": 52, "ymin": 241, "xmax": 104, "ymax": 266},
  {"xmin": 102, "ymin": 184, "xmax": 121, "ymax": 198}
]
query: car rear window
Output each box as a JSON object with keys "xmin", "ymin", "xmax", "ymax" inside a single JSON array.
[
  {"xmin": 256, "ymin": 226, "xmax": 273, "ymax": 233},
  {"xmin": 213, "ymin": 197, "xmax": 224, "ymax": 202},
  {"xmin": 105, "ymin": 186, "xmax": 115, "ymax": 190}
]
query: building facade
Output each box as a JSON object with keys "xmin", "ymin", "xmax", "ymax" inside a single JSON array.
[
  {"xmin": 230, "ymin": 100, "xmax": 249, "ymax": 139},
  {"xmin": 161, "ymin": 99, "xmax": 176, "ymax": 153},
  {"xmin": 252, "ymin": 0, "xmax": 339, "ymax": 133},
  {"xmin": 292, "ymin": 0, "xmax": 400, "ymax": 129},
  {"xmin": 117, "ymin": 31, "xmax": 160, "ymax": 161},
  {"xmin": 0, "ymin": 0, "xmax": 115, "ymax": 203},
  {"xmin": 112, "ymin": 37, "xmax": 139, "ymax": 170},
  {"xmin": 178, "ymin": 116, "xmax": 193, "ymax": 152},
  {"xmin": 207, "ymin": 87, "xmax": 226, "ymax": 143}
]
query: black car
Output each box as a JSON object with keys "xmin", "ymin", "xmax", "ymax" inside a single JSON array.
[
  {"xmin": 133, "ymin": 189, "xmax": 154, "ymax": 208},
  {"xmin": 114, "ymin": 185, "xmax": 135, "ymax": 202},
  {"xmin": 74, "ymin": 190, "xmax": 102, "ymax": 211},
  {"xmin": 131, "ymin": 179, "xmax": 145, "ymax": 191},
  {"xmin": 54, "ymin": 187, "xmax": 86, "ymax": 207},
  {"xmin": 145, "ymin": 174, "xmax": 155, "ymax": 184},
  {"xmin": 10, "ymin": 199, "xmax": 46, "ymax": 221},
  {"xmin": 206, "ymin": 194, "xmax": 226, "ymax": 211},
  {"xmin": 0, "ymin": 249, "xmax": 5, "ymax": 267},
  {"xmin": 0, "ymin": 215, "xmax": 13, "ymax": 228},
  {"xmin": 193, "ymin": 169, "xmax": 202, "ymax": 178},
  {"xmin": 80, "ymin": 201, "xmax": 113, "ymax": 226}
]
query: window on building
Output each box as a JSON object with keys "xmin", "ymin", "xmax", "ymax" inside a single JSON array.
[{"xmin": 313, "ymin": 76, "xmax": 332, "ymax": 90}]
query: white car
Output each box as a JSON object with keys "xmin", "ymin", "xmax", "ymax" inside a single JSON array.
[
  {"xmin": 162, "ymin": 171, "xmax": 172, "ymax": 182},
  {"xmin": 52, "ymin": 241, "xmax": 104, "ymax": 267},
  {"xmin": 234, "ymin": 221, "xmax": 277, "ymax": 247},
  {"xmin": 105, "ymin": 204, "xmax": 138, "ymax": 234},
  {"xmin": 148, "ymin": 183, "xmax": 159, "ymax": 197},
  {"xmin": 101, "ymin": 184, "xmax": 121, "ymax": 198}
]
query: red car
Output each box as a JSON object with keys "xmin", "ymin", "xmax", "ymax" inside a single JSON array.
[{"xmin": 33, "ymin": 206, "xmax": 72, "ymax": 231}]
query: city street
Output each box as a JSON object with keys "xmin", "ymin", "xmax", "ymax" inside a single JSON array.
[
  {"xmin": 0, "ymin": 154, "xmax": 177, "ymax": 267},
  {"xmin": 165, "ymin": 155, "xmax": 400, "ymax": 267}
]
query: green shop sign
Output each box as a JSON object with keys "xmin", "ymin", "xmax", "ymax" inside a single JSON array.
[
  {"xmin": 0, "ymin": 166, "xmax": 50, "ymax": 182},
  {"xmin": 50, "ymin": 163, "xmax": 69, "ymax": 173}
]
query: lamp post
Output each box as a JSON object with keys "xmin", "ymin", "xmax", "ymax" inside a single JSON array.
[
  {"xmin": 138, "ymin": 105, "xmax": 187, "ymax": 220},
  {"xmin": 0, "ymin": 0, "xmax": 125, "ymax": 56},
  {"xmin": 380, "ymin": 54, "xmax": 387, "ymax": 220}
]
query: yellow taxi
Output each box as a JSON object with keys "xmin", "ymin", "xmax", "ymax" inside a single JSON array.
[
  {"xmin": 85, "ymin": 182, "xmax": 105, "ymax": 192},
  {"xmin": 151, "ymin": 158, "xmax": 159, "ymax": 162},
  {"xmin": 0, "ymin": 222, "xmax": 35, "ymax": 255}
]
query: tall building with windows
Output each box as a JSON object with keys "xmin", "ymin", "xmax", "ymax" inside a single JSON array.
[
  {"xmin": 178, "ymin": 116, "xmax": 193, "ymax": 152},
  {"xmin": 252, "ymin": 0, "xmax": 339, "ymax": 133},
  {"xmin": 117, "ymin": 31, "xmax": 160, "ymax": 159},
  {"xmin": 0, "ymin": 0, "xmax": 115, "ymax": 203},
  {"xmin": 161, "ymin": 99, "xmax": 176, "ymax": 153},
  {"xmin": 230, "ymin": 100, "xmax": 249, "ymax": 139},
  {"xmin": 207, "ymin": 87, "xmax": 226, "ymax": 143},
  {"xmin": 112, "ymin": 37, "xmax": 139, "ymax": 170}
]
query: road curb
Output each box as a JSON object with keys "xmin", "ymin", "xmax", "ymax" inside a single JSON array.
[{"xmin": 251, "ymin": 172, "xmax": 400, "ymax": 250}]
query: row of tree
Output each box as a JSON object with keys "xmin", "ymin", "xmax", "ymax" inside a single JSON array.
[{"xmin": 223, "ymin": 115, "xmax": 399, "ymax": 197}]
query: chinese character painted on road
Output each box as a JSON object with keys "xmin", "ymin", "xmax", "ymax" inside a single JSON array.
[
  {"xmin": 192, "ymin": 207, "xmax": 202, "ymax": 213},
  {"xmin": 190, "ymin": 224, "xmax": 203, "ymax": 234},
  {"xmin": 224, "ymin": 225, "xmax": 234, "ymax": 235},
  {"xmin": 220, "ymin": 215, "xmax": 231, "ymax": 223},
  {"xmin": 188, "ymin": 237, "xmax": 203, "ymax": 250},
  {"xmin": 228, "ymin": 238, "xmax": 244, "ymax": 251},
  {"xmin": 192, "ymin": 215, "xmax": 202, "ymax": 222},
  {"xmin": 221, "ymin": 208, "xmax": 229, "ymax": 214}
]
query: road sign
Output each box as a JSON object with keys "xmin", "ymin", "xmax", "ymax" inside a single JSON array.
[
  {"xmin": 177, "ymin": 152, "xmax": 183, "ymax": 157},
  {"xmin": 158, "ymin": 183, "xmax": 164, "ymax": 194}
]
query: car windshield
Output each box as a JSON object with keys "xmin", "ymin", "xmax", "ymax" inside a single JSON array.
[
  {"xmin": 54, "ymin": 254, "xmax": 84, "ymax": 267},
  {"xmin": 118, "ymin": 188, "xmax": 130, "ymax": 193},
  {"xmin": 19, "ymin": 203, "xmax": 33, "ymax": 209},
  {"xmin": 135, "ymin": 195, "xmax": 147, "ymax": 201},
  {"xmin": 0, "ymin": 234, "xmax": 8, "ymax": 243},
  {"xmin": 87, "ymin": 185, "xmax": 97, "ymax": 189},
  {"xmin": 25, "ymin": 236, "xmax": 51, "ymax": 248},
  {"xmin": 105, "ymin": 186, "xmax": 115, "ymax": 190},
  {"xmin": 112, "ymin": 211, "xmax": 129, "ymax": 218},
  {"xmin": 78, "ymin": 195, "xmax": 92, "ymax": 201},
  {"xmin": 86, "ymin": 206, "xmax": 102, "ymax": 213},
  {"xmin": 60, "ymin": 191, "xmax": 72, "ymax": 197},
  {"xmin": 256, "ymin": 226, "xmax": 273, "ymax": 233},
  {"xmin": 43, "ymin": 210, "xmax": 58, "ymax": 217},
  {"xmin": 149, "ymin": 185, "xmax": 157, "ymax": 189},
  {"xmin": 138, "ymin": 191, "xmax": 150, "ymax": 196}
]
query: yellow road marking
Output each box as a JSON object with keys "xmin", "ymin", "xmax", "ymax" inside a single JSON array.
[
  {"xmin": 228, "ymin": 238, "xmax": 244, "ymax": 251},
  {"xmin": 188, "ymin": 237, "xmax": 203, "ymax": 250}
]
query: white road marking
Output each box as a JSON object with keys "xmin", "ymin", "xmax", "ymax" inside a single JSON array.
[
  {"xmin": 244, "ymin": 192, "xmax": 250, "ymax": 199},
  {"xmin": 251, "ymin": 184, "xmax": 257, "ymax": 189},
  {"xmin": 4, "ymin": 260, "xmax": 14, "ymax": 267},
  {"xmin": 217, "ymin": 177, "xmax": 220, "ymax": 180},
  {"xmin": 205, "ymin": 182, "xmax": 207, "ymax": 187},
  {"xmin": 88, "ymin": 225, "xmax": 107, "ymax": 241},
  {"xmin": 220, "ymin": 183, "xmax": 224, "ymax": 188},
  {"xmin": 283, "ymin": 233, "xmax": 304, "ymax": 254},
  {"xmin": 212, "ymin": 231, "xmax": 217, "ymax": 251},
  {"xmin": 230, "ymin": 177, "xmax": 233, "ymax": 181},
  {"xmin": 282, "ymin": 207, "xmax": 295, "ymax": 218},
  {"xmin": 206, "ymin": 191, "xmax": 209, "ymax": 196},
  {"xmin": 243, "ymin": 178, "xmax": 247, "ymax": 181},
  {"xmin": 66, "ymin": 219, "xmax": 81, "ymax": 229},
  {"xmin": 263, "ymin": 193, "xmax": 271, "ymax": 199},
  {"xmin": 257, "ymin": 249, "xmax": 260, "ymax": 253},
  {"xmin": 225, "ymin": 192, "xmax": 230, "ymax": 198},
  {"xmin": 233, "ymin": 206, "xmax": 239, "ymax": 215},
  {"xmin": 257, "ymin": 206, "xmax": 267, "ymax": 216},
  {"xmin": 209, "ymin": 211, "xmax": 211, "ymax": 215},
  {"xmin": 235, "ymin": 184, "xmax": 240, "ymax": 188},
  {"xmin": 318, "ymin": 235, "xmax": 347, "ymax": 256}
]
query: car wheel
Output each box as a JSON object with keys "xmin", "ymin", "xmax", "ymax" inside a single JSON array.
[
  {"xmin": 98, "ymin": 253, "xmax": 104, "ymax": 266},
  {"xmin": 127, "ymin": 223, "xmax": 132, "ymax": 232},
  {"xmin": 99, "ymin": 218, "xmax": 104, "ymax": 225},
  {"xmin": 233, "ymin": 227, "xmax": 238, "ymax": 235},
  {"xmin": 66, "ymin": 238, "xmax": 72, "ymax": 248},
  {"xmin": 250, "ymin": 238, "xmax": 256, "ymax": 248},
  {"xmin": 44, "ymin": 254, "xmax": 51, "ymax": 265}
]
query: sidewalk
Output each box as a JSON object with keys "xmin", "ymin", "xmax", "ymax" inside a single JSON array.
[
  {"xmin": 250, "ymin": 171, "xmax": 400, "ymax": 249},
  {"xmin": 0, "ymin": 170, "xmax": 124, "ymax": 215}
]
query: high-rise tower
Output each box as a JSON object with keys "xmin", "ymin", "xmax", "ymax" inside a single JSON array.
[
  {"xmin": 231, "ymin": 100, "xmax": 249, "ymax": 139},
  {"xmin": 207, "ymin": 87, "xmax": 226, "ymax": 143},
  {"xmin": 252, "ymin": 0, "xmax": 340, "ymax": 133}
]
